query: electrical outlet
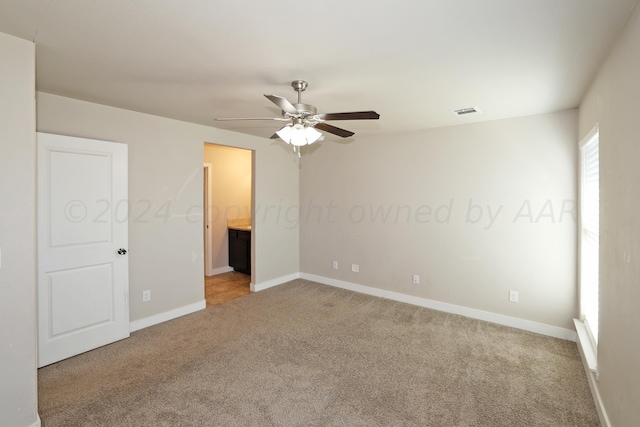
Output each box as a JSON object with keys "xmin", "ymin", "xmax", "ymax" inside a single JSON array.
[
  {"xmin": 412, "ymin": 274, "xmax": 420, "ymax": 285},
  {"xmin": 509, "ymin": 290, "xmax": 518, "ymax": 303},
  {"xmin": 333, "ymin": 260, "xmax": 339, "ymax": 270},
  {"xmin": 142, "ymin": 290, "xmax": 151, "ymax": 302},
  {"xmin": 351, "ymin": 264, "xmax": 359, "ymax": 273}
]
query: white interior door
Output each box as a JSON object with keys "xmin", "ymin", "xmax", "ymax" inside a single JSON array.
[{"xmin": 37, "ymin": 132, "xmax": 129, "ymax": 367}]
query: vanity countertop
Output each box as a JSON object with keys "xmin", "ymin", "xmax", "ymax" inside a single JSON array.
[
  {"xmin": 227, "ymin": 218, "xmax": 251, "ymax": 232},
  {"xmin": 228, "ymin": 225, "xmax": 251, "ymax": 231}
]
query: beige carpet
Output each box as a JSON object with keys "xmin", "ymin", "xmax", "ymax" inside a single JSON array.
[{"xmin": 38, "ymin": 279, "xmax": 599, "ymax": 426}]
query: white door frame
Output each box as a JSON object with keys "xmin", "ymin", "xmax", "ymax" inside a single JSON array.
[{"xmin": 203, "ymin": 163, "xmax": 214, "ymax": 276}]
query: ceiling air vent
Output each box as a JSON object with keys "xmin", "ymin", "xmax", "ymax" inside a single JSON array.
[{"xmin": 452, "ymin": 106, "xmax": 482, "ymax": 116}]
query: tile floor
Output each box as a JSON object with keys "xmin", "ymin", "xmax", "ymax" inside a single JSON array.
[{"xmin": 204, "ymin": 271, "xmax": 251, "ymax": 306}]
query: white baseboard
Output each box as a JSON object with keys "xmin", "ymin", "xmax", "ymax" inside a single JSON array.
[
  {"xmin": 208, "ymin": 266, "xmax": 233, "ymax": 276},
  {"xmin": 129, "ymin": 299, "xmax": 206, "ymax": 332},
  {"xmin": 300, "ymin": 273, "xmax": 577, "ymax": 342},
  {"xmin": 129, "ymin": 272, "xmax": 301, "ymax": 333},
  {"xmin": 128, "ymin": 273, "xmax": 575, "ymax": 340},
  {"xmin": 251, "ymin": 272, "xmax": 301, "ymax": 292},
  {"xmin": 32, "ymin": 414, "xmax": 41, "ymax": 427}
]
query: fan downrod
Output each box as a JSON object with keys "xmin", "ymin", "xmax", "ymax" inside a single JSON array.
[{"xmin": 288, "ymin": 80, "xmax": 315, "ymax": 115}]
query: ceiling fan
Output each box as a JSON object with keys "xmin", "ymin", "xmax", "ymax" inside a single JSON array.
[{"xmin": 214, "ymin": 80, "xmax": 380, "ymax": 156}]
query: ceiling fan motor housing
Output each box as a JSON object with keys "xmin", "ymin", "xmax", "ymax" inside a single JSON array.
[{"xmin": 286, "ymin": 103, "xmax": 317, "ymax": 117}]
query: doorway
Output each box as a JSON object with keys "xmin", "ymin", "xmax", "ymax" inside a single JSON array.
[{"xmin": 203, "ymin": 144, "xmax": 253, "ymax": 305}]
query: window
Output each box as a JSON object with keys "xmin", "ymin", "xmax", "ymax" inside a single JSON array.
[{"xmin": 579, "ymin": 125, "xmax": 599, "ymax": 349}]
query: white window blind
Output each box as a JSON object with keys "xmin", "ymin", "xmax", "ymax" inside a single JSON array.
[{"xmin": 580, "ymin": 125, "xmax": 599, "ymax": 347}]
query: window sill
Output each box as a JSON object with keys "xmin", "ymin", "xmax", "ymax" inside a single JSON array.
[{"xmin": 573, "ymin": 318, "xmax": 598, "ymax": 375}]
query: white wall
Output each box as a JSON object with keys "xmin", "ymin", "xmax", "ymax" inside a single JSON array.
[
  {"xmin": 579, "ymin": 2, "xmax": 640, "ymax": 424},
  {"xmin": 204, "ymin": 144, "xmax": 252, "ymax": 272},
  {"xmin": 300, "ymin": 110, "xmax": 578, "ymax": 331},
  {"xmin": 0, "ymin": 32, "xmax": 39, "ymax": 427},
  {"xmin": 36, "ymin": 93, "xmax": 299, "ymax": 323}
]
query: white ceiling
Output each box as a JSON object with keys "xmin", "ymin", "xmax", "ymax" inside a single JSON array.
[{"xmin": 1, "ymin": 0, "xmax": 637, "ymax": 140}]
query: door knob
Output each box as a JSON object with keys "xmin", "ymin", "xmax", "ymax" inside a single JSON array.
[{"xmin": 117, "ymin": 248, "xmax": 128, "ymax": 255}]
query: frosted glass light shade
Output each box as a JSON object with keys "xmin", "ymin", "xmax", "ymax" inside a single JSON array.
[{"xmin": 276, "ymin": 124, "xmax": 323, "ymax": 146}]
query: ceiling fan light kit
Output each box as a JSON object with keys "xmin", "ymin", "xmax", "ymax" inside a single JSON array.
[
  {"xmin": 215, "ymin": 80, "xmax": 380, "ymax": 157},
  {"xmin": 276, "ymin": 122, "xmax": 324, "ymax": 147}
]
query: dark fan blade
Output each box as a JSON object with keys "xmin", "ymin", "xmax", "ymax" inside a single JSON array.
[
  {"xmin": 270, "ymin": 133, "xmax": 280, "ymax": 139},
  {"xmin": 314, "ymin": 122, "xmax": 355, "ymax": 138},
  {"xmin": 316, "ymin": 111, "xmax": 380, "ymax": 121},
  {"xmin": 264, "ymin": 94, "xmax": 298, "ymax": 115}
]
